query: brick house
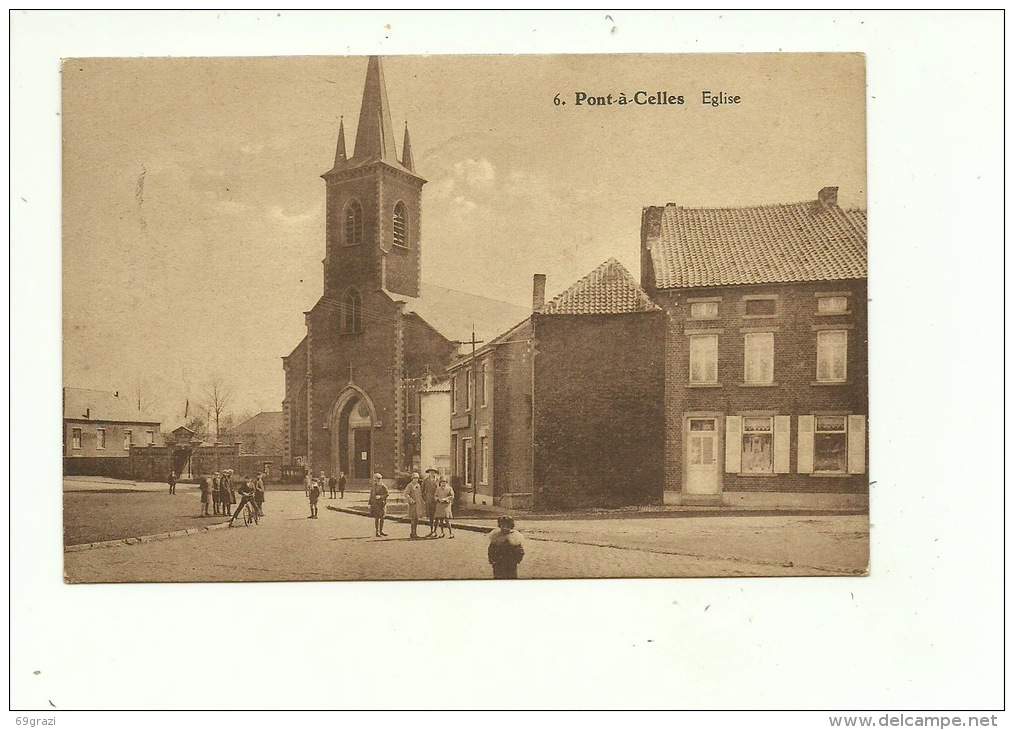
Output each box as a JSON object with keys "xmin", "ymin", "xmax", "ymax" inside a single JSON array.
[
  {"xmin": 63, "ymin": 387, "xmax": 162, "ymax": 458},
  {"xmin": 641, "ymin": 187, "xmax": 868, "ymax": 509},
  {"xmin": 282, "ymin": 56, "xmax": 525, "ymax": 486},
  {"xmin": 448, "ymin": 259, "xmax": 665, "ymax": 510}
]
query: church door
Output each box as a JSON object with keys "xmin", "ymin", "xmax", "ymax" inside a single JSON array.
[{"xmin": 353, "ymin": 428, "xmax": 372, "ymax": 479}]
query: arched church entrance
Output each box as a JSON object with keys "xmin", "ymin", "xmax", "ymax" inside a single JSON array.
[{"xmin": 330, "ymin": 388, "xmax": 376, "ymax": 482}]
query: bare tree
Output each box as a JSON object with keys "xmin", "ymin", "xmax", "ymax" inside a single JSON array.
[
  {"xmin": 133, "ymin": 374, "xmax": 157, "ymax": 414},
  {"xmin": 202, "ymin": 374, "xmax": 234, "ymax": 441}
]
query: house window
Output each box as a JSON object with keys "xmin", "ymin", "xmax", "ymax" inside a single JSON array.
[
  {"xmin": 480, "ymin": 436, "xmax": 489, "ymax": 484},
  {"xmin": 816, "ymin": 330, "xmax": 848, "ymax": 382},
  {"xmin": 392, "ymin": 202, "xmax": 407, "ymax": 248},
  {"xmin": 96, "ymin": 428, "xmax": 106, "ymax": 450},
  {"xmin": 744, "ymin": 297, "xmax": 777, "ymax": 317},
  {"xmin": 481, "ymin": 359, "xmax": 490, "ymax": 407},
  {"xmin": 689, "ymin": 334, "xmax": 718, "ymax": 384},
  {"xmin": 147, "ymin": 430, "xmax": 155, "ymax": 445},
  {"xmin": 690, "ymin": 301, "xmax": 719, "ymax": 319},
  {"xmin": 463, "ymin": 438, "xmax": 474, "ymax": 488},
  {"xmin": 344, "ymin": 200, "xmax": 363, "ymax": 246},
  {"xmin": 72, "ymin": 428, "xmax": 82, "ymax": 450},
  {"xmin": 465, "ymin": 369, "xmax": 473, "ymax": 411},
  {"xmin": 744, "ymin": 332, "xmax": 774, "ymax": 384},
  {"xmin": 814, "ymin": 416, "xmax": 847, "ymax": 473},
  {"xmin": 818, "ymin": 295, "xmax": 849, "ymax": 314},
  {"xmin": 124, "ymin": 430, "xmax": 133, "ymax": 450},
  {"xmin": 450, "ymin": 375, "xmax": 458, "ymax": 413},
  {"xmin": 797, "ymin": 415, "xmax": 866, "ymax": 475},
  {"xmin": 342, "ymin": 290, "xmax": 363, "ymax": 334},
  {"xmin": 741, "ymin": 417, "xmax": 773, "ymax": 473},
  {"xmin": 726, "ymin": 415, "xmax": 791, "ymax": 475}
]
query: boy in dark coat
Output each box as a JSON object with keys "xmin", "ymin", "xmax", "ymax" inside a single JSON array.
[{"xmin": 488, "ymin": 516, "xmax": 525, "ymax": 579}]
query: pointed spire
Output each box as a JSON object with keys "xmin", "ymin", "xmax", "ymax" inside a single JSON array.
[
  {"xmin": 352, "ymin": 56, "xmax": 398, "ymax": 165},
  {"xmin": 401, "ymin": 122, "xmax": 415, "ymax": 172},
  {"xmin": 334, "ymin": 116, "xmax": 347, "ymax": 166}
]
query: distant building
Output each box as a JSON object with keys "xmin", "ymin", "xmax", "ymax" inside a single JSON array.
[
  {"xmin": 641, "ymin": 187, "xmax": 868, "ymax": 509},
  {"xmin": 63, "ymin": 387, "xmax": 162, "ymax": 458},
  {"xmin": 282, "ymin": 56, "xmax": 527, "ymax": 485},
  {"xmin": 448, "ymin": 259, "xmax": 665, "ymax": 510},
  {"xmin": 222, "ymin": 411, "xmax": 285, "ymax": 455}
]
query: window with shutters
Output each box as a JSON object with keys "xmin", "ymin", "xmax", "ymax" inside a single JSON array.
[
  {"xmin": 481, "ymin": 359, "xmax": 490, "ymax": 407},
  {"xmin": 726, "ymin": 415, "xmax": 791, "ymax": 475},
  {"xmin": 797, "ymin": 415, "xmax": 866, "ymax": 475},
  {"xmin": 689, "ymin": 334, "xmax": 718, "ymax": 384},
  {"xmin": 392, "ymin": 201, "xmax": 407, "ymax": 248},
  {"xmin": 450, "ymin": 376, "xmax": 457, "ymax": 414},
  {"xmin": 741, "ymin": 417, "xmax": 773, "ymax": 473},
  {"xmin": 147, "ymin": 430, "xmax": 155, "ymax": 445},
  {"xmin": 744, "ymin": 332, "xmax": 774, "ymax": 385},
  {"xmin": 816, "ymin": 330, "xmax": 848, "ymax": 382},
  {"xmin": 72, "ymin": 428, "xmax": 82, "ymax": 450},
  {"xmin": 817, "ymin": 295, "xmax": 849, "ymax": 314},
  {"xmin": 344, "ymin": 200, "xmax": 363, "ymax": 246},
  {"xmin": 96, "ymin": 428, "xmax": 106, "ymax": 450},
  {"xmin": 743, "ymin": 296, "xmax": 777, "ymax": 317},
  {"xmin": 689, "ymin": 300, "xmax": 719, "ymax": 319},
  {"xmin": 124, "ymin": 430, "xmax": 133, "ymax": 450}
]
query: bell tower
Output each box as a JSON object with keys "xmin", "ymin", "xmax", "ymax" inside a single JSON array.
[{"xmin": 321, "ymin": 56, "xmax": 426, "ymax": 299}]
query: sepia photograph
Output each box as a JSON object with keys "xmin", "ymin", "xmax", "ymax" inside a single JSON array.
[
  {"xmin": 11, "ymin": 9, "xmax": 1003, "ymax": 715},
  {"xmin": 62, "ymin": 52, "xmax": 868, "ymax": 583}
]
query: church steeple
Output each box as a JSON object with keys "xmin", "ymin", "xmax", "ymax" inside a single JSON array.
[
  {"xmin": 334, "ymin": 116, "xmax": 347, "ymax": 166},
  {"xmin": 352, "ymin": 55, "xmax": 399, "ymax": 166},
  {"xmin": 401, "ymin": 122, "xmax": 415, "ymax": 172}
]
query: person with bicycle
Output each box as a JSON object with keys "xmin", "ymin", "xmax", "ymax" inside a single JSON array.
[{"xmin": 228, "ymin": 477, "xmax": 257, "ymax": 527}]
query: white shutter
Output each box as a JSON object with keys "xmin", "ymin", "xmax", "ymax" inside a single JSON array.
[
  {"xmin": 847, "ymin": 415, "xmax": 866, "ymax": 474},
  {"xmin": 725, "ymin": 416, "xmax": 742, "ymax": 473},
  {"xmin": 797, "ymin": 415, "xmax": 814, "ymax": 474},
  {"xmin": 773, "ymin": 416, "xmax": 791, "ymax": 473}
]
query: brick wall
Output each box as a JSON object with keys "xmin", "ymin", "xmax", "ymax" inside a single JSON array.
[
  {"xmin": 492, "ymin": 327, "xmax": 533, "ymax": 499},
  {"xmin": 324, "ymin": 170, "xmax": 383, "ymax": 295},
  {"xmin": 658, "ymin": 279, "xmax": 868, "ymax": 496},
  {"xmin": 532, "ymin": 312, "xmax": 666, "ymax": 510},
  {"xmin": 377, "ymin": 167, "xmax": 423, "ymax": 298}
]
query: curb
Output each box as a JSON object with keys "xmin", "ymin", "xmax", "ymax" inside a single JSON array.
[
  {"xmin": 65, "ymin": 520, "xmax": 231, "ymax": 552},
  {"xmin": 325, "ymin": 504, "xmax": 494, "ymax": 534}
]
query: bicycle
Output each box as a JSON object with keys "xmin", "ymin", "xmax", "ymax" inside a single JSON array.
[{"xmin": 242, "ymin": 499, "xmax": 259, "ymax": 526}]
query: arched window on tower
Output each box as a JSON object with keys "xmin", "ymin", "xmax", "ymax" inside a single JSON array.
[
  {"xmin": 342, "ymin": 289, "xmax": 363, "ymax": 334},
  {"xmin": 344, "ymin": 200, "xmax": 363, "ymax": 246},
  {"xmin": 392, "ymin": 201, "xmax": 407, "ymax": 248}
]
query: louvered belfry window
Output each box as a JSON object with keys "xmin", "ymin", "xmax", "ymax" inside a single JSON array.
[
  {"xmin": 344, "ymin": 201, "xmax": 363, "ymax": 246},
  {"xmin": 393, "ymin": 201, "xmax": 407, "ymax": 247}
]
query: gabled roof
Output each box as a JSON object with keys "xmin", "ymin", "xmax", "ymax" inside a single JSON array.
[
  {"xmin": 646, "ymin": 193, "xmax": 867, "ymax": 289},
  {"xmin": 227, "ymin": 411, "xmax": 284, "ymax": 436},
  {"xmin": 385, "ymin": 283, "xmax": 531, "ymax": 354},
  {"xmin": 539, "ymin": 258, "xmax": 660, "ymax": 315},
  {"xmin": 63, "ymin": 388, "xmax": 160, "ymax": 424}
]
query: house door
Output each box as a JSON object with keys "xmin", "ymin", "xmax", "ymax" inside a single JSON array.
[
  {"xmin": 686, "ymin": 417, "xmax": 720, "ymax": 495},
  {"xmin": 352, "ymin": 428, "xmax": 372, "ymax": 479}
]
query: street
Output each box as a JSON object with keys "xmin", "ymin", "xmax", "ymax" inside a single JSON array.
[{"xmin": 64, "ymin": 491, "xmax": 869, "ymax": 582}]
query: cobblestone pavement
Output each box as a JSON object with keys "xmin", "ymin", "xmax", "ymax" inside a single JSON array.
[{"xmin": 63, "ymin": 491, "xmax": 868, "ymax": 582}]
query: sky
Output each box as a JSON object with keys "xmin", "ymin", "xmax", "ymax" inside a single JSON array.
[{"xmin": 62, "ymin": 52, "xmax": 866, "ymax": 427}]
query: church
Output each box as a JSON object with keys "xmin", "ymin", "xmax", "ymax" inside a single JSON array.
[{"xmin": 282, "ymin": 56, "xmax": 527, "ymax": 487}]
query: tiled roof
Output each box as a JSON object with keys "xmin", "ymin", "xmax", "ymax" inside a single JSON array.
[
  {"xmin": 63, "ymin": 388, "xmax": 160, "ymax": 424},
  {"xmin": 647, "ymin": 197, "xmax": 867, "ymax": 289},
  {"xmin": 386, "ymin": 283, "xmax": 531, "ymax": 354},
  {"xmin": 539, "ymin": 259, "xmax": 661, "ymax": 315},
  {"xmin": 227, "ymin": 411, "xmax": 284, "ymax": 436}
]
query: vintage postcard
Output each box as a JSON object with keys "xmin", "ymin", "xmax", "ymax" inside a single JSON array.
[{"xmin": 62, "ymin": 53, "xmax": 868, "ymax": 582}]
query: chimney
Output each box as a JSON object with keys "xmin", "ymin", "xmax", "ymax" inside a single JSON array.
[
  {"xmin": 818, "ymin": 186, "xmax": 839, "ymax": 207},
  {"xmin": 532, "ymin": 274, "xmax": 547, "ymax": 312}
]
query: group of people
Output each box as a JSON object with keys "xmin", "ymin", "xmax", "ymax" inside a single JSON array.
[
  {"xmin": 184, "ymin": 470, "xmax": 265, "ymax": 524},
  {"xmin": 396, "ymin": 469, "xmax": 455, "ymax": 539},
  {"xmin": 305, "ymin": 470, "xmax": 347, "ymax": 500}
]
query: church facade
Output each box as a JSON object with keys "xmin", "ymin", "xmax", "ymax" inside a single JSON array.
[{"xmin": 282, "ymin": 57, "xmax": 526, "ymax": 486}]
